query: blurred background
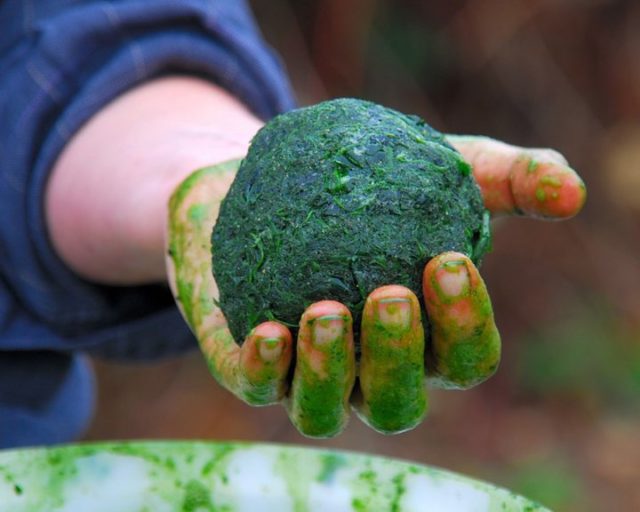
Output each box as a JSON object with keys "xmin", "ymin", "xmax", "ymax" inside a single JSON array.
[{"xmin": 85, "ymin": 1, "xmax": 640, "ymax": 510}]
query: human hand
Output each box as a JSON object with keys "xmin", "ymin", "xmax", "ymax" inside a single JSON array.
[
  {"xmin": 42, "ymin": 69, "xmax": 584, "ymax": 438},
  {"xmin": 166, "ymin": 136, "xmax": 586, "ymax": 438}
]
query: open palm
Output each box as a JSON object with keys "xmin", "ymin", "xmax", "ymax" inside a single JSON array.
[{"xmin": 166, "ymin": 135, "xmax": 586, "ymax": 438}]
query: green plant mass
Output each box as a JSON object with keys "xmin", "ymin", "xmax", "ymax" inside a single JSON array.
[{"xmin": 212, "ymin": 98, "xmax": 491, "ymax": 344}]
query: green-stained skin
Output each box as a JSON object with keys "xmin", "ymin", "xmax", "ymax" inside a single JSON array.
[
  {"xmin": 289, "ymin": 314, "xmax": 355, "ymax": 437},
  {"xmin": 427, "ymin": 269, "xmax": 501, "ymax": 390},
  {"xmin": 168, "ymin": 160, "xmax": 240, "ymax": 328},
  {"xmin": 359, "ymin": 300, "xmax": 427, "ymax": 432},
  {"xmin": 212, "ymin": 98, "xmax": 492, "ymax": 345}
]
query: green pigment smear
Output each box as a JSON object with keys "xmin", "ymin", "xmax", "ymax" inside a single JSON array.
[
  {"xmin": 212, "ymin": 98, "xmax": 492, "ymax": 345},
  {"xmin": 360, "ymin": 315, "xmax": 427, "ymax": 432},
  {"xmin": 428, "ymin": 286, "xmax": 501, "ymax": 389},
  {"xmin": 168, "ymin": 160, "xmax": 241, "ymax": 328},
  {"xmin": 290, "ymin": 318, "xmax": 354, "ymax": 437},
  {"xmin": 0, "ymin": 441, "xmax": 550, "ymax": 511},
  {"xmin": 182, "ymin": 479, "xmax": 214, "ymax": 511}
]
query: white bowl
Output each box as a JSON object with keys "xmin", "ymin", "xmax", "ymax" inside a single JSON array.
[{"xmin": 0, "ymin": 441, "xmax": 547, "ymax": 511}]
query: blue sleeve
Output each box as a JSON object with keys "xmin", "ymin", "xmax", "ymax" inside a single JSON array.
[{"xmin": 0, "ymin": 0, "xmax": 296, "ymax": 447}]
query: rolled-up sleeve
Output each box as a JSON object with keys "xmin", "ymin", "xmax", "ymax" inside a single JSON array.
[{"xmin": 0, "ymin": 0, "xmax": 295, "ymax": 446}]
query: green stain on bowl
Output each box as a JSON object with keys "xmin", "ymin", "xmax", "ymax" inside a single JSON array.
[
  {"xmin": 391, "ymin": 473, "xmax": 407, "ymax": 512},
  {"xmin": 182, "ymin": 479, "xmax": 213, "ymax": 512},
  {"xmin": 316, "ymin": 453, "xmax": 348, "ymax": 483},
  {"xmin": 0, "ymin": 441, "xmax": 550, "ymax": 512},
  {"xmin": 200, "ymin": 444, "xmax": 235, "ymax": 478}
]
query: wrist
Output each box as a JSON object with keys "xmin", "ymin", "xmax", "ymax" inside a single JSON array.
[{"xmin": 45, "ymin": 76, "xmax": 262, "ymax": 285}]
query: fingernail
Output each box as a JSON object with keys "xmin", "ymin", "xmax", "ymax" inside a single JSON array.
[
  {"xmin": 313, "ymin": 315, "xmax": 344, "ymax": 346},
  {"xmin": 436, "ymin": 260, "xmax": 469, "ymax": 298},
  {"xmin": 378, "ymin": 298, "xmax": 412, "ymax": 331},
  {"xmin": 258, "ymin": 338, "xmax": 283, "ymax": 362}
]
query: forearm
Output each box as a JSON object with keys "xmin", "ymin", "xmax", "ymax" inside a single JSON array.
[{"xmin": 45, "ymin": 76, "xmax": 263, "ymax": 285}]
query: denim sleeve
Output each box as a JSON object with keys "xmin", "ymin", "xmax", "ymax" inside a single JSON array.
[{"xmin": 0, "ymin": 0, "xmax": 295, "ymax": 447}]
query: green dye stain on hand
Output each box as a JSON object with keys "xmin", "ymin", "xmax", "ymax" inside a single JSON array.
[
  {"xmin": 187, "ymin": 203, "xmax": 210, "ymax": 227},
  {"xmin": 540, "ymin": 175, "xmax": 562, "ymax": 188},
  {"xmin": 212, "ymin": 98, "xmax": 491, "ymax": 344},
  {"xmin": 446, "ymin": 338, "xmax": 498, "ymax": 386},
  {"xmin": 292, "ymin": 326, "xmax": 353, "ymax": 437},
  {"xmin": 361, "ymin": 314, "xmax": 427, "ymax": 432}
]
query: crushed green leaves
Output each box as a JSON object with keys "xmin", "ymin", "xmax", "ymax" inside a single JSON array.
[{"xmin": 212, "ymin": 98, "xmax": 491, "ymax": 344}]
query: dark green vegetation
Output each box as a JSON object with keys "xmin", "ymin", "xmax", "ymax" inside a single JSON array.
[{"xmin": 212, "ymin": 98, "xmax": 491, "ymax": 344}]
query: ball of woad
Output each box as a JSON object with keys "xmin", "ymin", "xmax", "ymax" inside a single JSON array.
[{"xmin": 212, "ymin": 98, "xmax": 491, "ymax": 344}]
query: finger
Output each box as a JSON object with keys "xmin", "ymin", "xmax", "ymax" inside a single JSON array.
[
  {"xmin": 354, "ymin": 285, "xmax": 427, "ymax": 434},
  {"xmin": 423, "ymin": 252, "xmax": 500, "ymax": 389},
  {"xmin": 167, "ymin": 163, "xmax": 294, "ymax": 404},
  {"xmin": 447, "ymin": 135, "xmax": 586, "ymax": 219},
  {"xmin": 201, "ymin": 321, "xmax": 292, "ymax": 406},
  {"xmin": 287, "ymin": 301, "xmax": 356, "ymax": 438}
]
